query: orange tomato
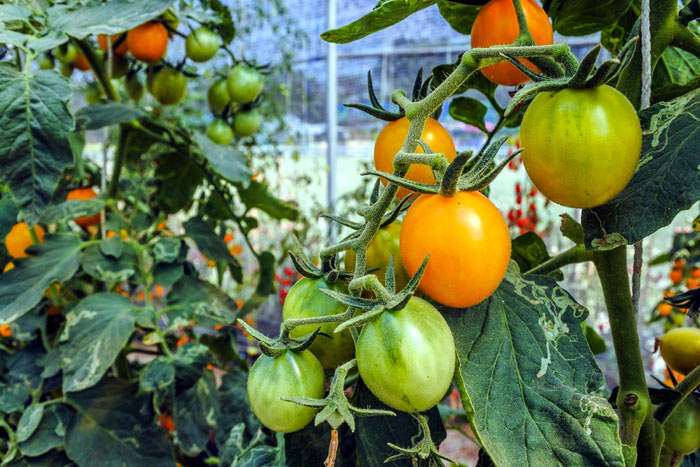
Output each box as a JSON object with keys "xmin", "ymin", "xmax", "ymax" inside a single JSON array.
[
  {"xmin": 154, "ymin": 285, "xmax": 165, "ymax": 297},
  {"xmin": 73, "ymin": 54, "xmax": 90, "ymax": 71},
  {"xmin": 674, "ymin": 258, "xmax": 687, "ymax": 269},
  {"xmin": 67, "ymin": 187, "xmax": 100, "ymax": 226},
  {"xmin": 97, "ymin": 33, "xmax": 128, "ymax": 55},
  {"xmin": 374, "ymin": 117, "xmax": 456, "ymax": 200},
  {"xmin": 670, "ymin": 268, "xmax": 683, "ymax": 284},
  {"xmin": 229, "ymin": 244, "xmax": 243, "ymax": 256},
  {"xmin": 5, "ymin": 222, "xmax": 45, "ymax": 258},
  {"xmin": 687, "ymin": 277, "xmax": 700, "ymax": 289},
  {"xmin": 156, "ymin": 221, "xmax": 167, "ymax": 231},
  {"xmin": 663, "ymin": 290, "xmax": 675, "ymax": 298},
  {"xmin": 691, "ymin": 268, "xmax": 700, "ymax": 278},
  {"xmin": 224, "ymin": 233, "xmax": 234, "ymax": 244},
  {"xmin": 158, "ymin": 413, "xmax": 176, "ymax": 432},
  {"xmin": 127, "ymin": 22, "xmax": 168, "ymax": 62},
  {"xmin": 658, "ymin": 303, "xmax": 672, "ymax": 317},
  {"xmin": 470, "ymin": 0, "xmax": 553, "ymax": 86},
  {"xmin": 400, "ymin": 191, "xmax": 511, "ymax": 308},
  {"xmin": 0, "ymin": 324, "xmax": 11, "ymax": 338},
  {"xmin": 3, "ymin": 262, "xmax": 14, "ymax": 273}
]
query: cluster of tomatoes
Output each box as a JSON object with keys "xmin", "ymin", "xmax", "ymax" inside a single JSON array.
[
  {"xmin": 657, "ymin": 258, "xmax": 700, "ymax": 322},
  {"xmin": 42, "ymin": 12, "xmax": 263, "ymax": 144}
]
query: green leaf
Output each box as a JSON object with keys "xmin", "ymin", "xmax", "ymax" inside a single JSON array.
[
  {"xmin": 0, "ymin": 64, "xmax": 74, "ymax": 225},
  {"xmin": 65, "ymin": 378, "xmax": 175, "ymax": 467},
  {"xmin": 172, "ymin": 342, "xmax": 211, "ymax": 392},
  {"xmin": 19, "ymin": 404, "xmax": 73, "ymax": 457},
  {"xmin": 436, "ymin": 1, "xmax": 483, "ymax": 35},
  {"xmin": 544, "ymin": 0, "xmax": 633, "ymax": 36},
  {"xmin": 237, "ymin": 180, "xmax": 298, "ymax": 221},
  {"xmin": 582, "ymin": 89, "xmax": 700, "ymax": 248},
  {"xmin": 285, "ymin": 423, "xmax": 355, "ymax": 467},
  {"xmin": 59, "ymin": 293, "xmax": 136, "ymax": 393},
  {"xmin": 0, "ymin": 197, "xmax": 19, "ymax": 240},
  {"xmin": 80, "ymin": 243, "xmax": 137, "ymax": 282},
  {"xmin": 99, "ymin": 236, "xmax": 123, "ymax": 259},
  {"xmin": 0, "ymin": 384, "xmax": 30, "ymax": 415},
  {"xmin": 153, "ymin": 262, "xmax": 184, "ymax": 286},
  {"xmin": 600, "ymin": 6, "xmax": 637, "ymax": 56},
  {"xmin": 184, "ymin": 217, "xmax": 242, "ymax": 279},
  {"xmin": 46, "ymin": 0, "xmax": 174, "ymax": 37},
  {"xmin": 354, "ymin": 380, "xmax": 446, "ymax": 466},
  {"xmin": 4, "ymin": 342, "xmax": 44, "ymax": 390},
  {"xmin": 652, "ymin": 46, "xmax": 700, "ymax": 104},
  {"xmin": 38, "ymin": 196, "xmax": 105, "ymax": 225},
  {"xmin": 0, "ymin": 234, "xmax": 81, "ymax": 324},
  {"xmin": 440, "ymin": 267, "xmax": 625, "ymax": 467},
  {"xmin": 216, "ymin": 373, "xmax": 259, "ymax": 446},
  {"xmin": 449, "ymin": 97, "xmax": 488, "ymax": 133},
  {"xmin": 139, "ymin": 356, "xmax": 175, "ymax": 407},
  {"xmin": 194, "ymin": 133, "xmax": 252, "ymax": 185},
  {"xmin": 511, "ymin": 231, "xmax": 563, "ymax": 280},
  {"xmin": 173, "ymin": 373, "xmax": 219, "ymax": 456},
  {"xmin": 0, "ymin": 4, "xmax": 33, "ymax": 22},
  {"xmin": 166, "ymin": 274, "xmax": 237, "ymax": 328},
  {"xmin": 321, "ymin": 0, "xmax": 437, "ymax": 44},
  {"xmin": 432, "ymin": 60, "xmax": 497, "ymax": 100},
  {"xmin": 203, "ymin": 0, "xmax": 235, "ymax": 44},
  {"xmin": 16, "ymin": 403, "xmax": 44, "ymax": 443},
  {"xmin": 7, "ymin": 449, "xmax": 76, "ymax": 467},
  {"xmin": 222, "ymin": 424, "xmax": 285, "ymax": 467},
  {"xmin": 156, "ymin": 152, "xmax": 203, "ymax": 214},
  {"xmin": 582, "ymin": 323, "xmax": 607, "ymax": 355},
  {"xmin": 151, "ymin": 237, "xmax": 183, "ymax": 263},
  {"xmin": 75, "ymin": 103, "xmax": 145, "ymax": 130}
]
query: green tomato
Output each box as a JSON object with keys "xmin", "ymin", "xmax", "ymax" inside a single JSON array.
[
  {"xmin": 226, "ymin": 64, "xmax": 263, "ymax": 104},
  {"xmin": 233, "ymin": 109, "xmax": 261, "ymax": 137},
  {"xmin": 282, "ymin": 277, "xmax": 355, "ymax": 368},
  {"xmin": 150, "ymin": 68, "xmax": 187, "ymax": 106},
  {"xmin": 520, "ymin": 85, "xmax": 641, "ymax": 208},
  {"xmin": 38, "ymin": 55, "xmax": 54, "ymax": 70},
  {"xmin": 125, "ymin": 74, "xmax": 144, "ymax": 103},
  {"xmin": 105, "ymin": 53, "xmax": 129, "ymax": 79},
  {"xmin": 207, "ymin": 79, "xmax": 231, "ymax": 115},
  {"xmin": 84, "ymin": 85, "xmax": 105, "ymax": 105},
  {"xmin": 59, "ymin": 63, "xmax": 73, "ymax": 77},
  {"xmin": 663, "ymin": 396, "xmax": 700, "ymax": 454},
  {"xmin": 345, "ymin": 222, "xmax": 410, "ymax": 293},
  {"xmin": 356, "ymin": 296, "xmax": 455, "ymax": 412},
  {"xmin": 206, "ymin": 118, "xmax": 234, "ymax": 146},
  {"xmin": 55, "ymin": 43, "xmax": 77, "ymax": 64},
  {"xmin": 247, "ymin": 350, "xmax": 325, "ymax": 433},
  {"xmin": 185, "ymin": 27, "xmax": 219, "ymax": 63},
  {"xmin": 660, "ymin": 327, "xmax": 700, "ymax": 375}
]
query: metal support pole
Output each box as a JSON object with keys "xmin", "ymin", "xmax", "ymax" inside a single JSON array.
[{"xmin": 326, "ymin": 0, "xmax": 338, "ymax": 242}]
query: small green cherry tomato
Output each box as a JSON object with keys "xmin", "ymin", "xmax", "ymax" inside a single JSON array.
[
  {"xmin": 660, "ymin": 327, "xmax": 700, "ymax": 375},
  {"xmin": 356, "ymin": 296, "xmax": 456, "ymax": 412},
  {"xmin": 233, "ymin": 109, "xmax": 261, "ymax": 137},
  {"xmin": 247, "ymin": 350, "xmax": 325, "ymax": 433},
  {"xmin": 55, "ymin": 43, "xmax": 77, "ymax": 64},
  {"xmin": 105, "ymin": 53, "xmax": 129, "ymax": 79},
  {"xmin": 38, "ymin": 55, "xmax": 54, "ymax": 70},
  {"xmin": 520, "ymin": 85, "xmax": 641, "ymax": 208},
  {"xmin": 125, "ymin": 74, "xmax": 144, "ymax": 103},
  {"xmin": 207, "ymin": 79, "xmax": 231, "ymax": 115},
  {"xmin": 283, "ymin": 277, "xmax": 355, "ymax": 368},
  {"xmin": 185, "ymin": 27, "xmax": 219, "ymax": 63},
  {"xmin": 227, "ymin": 64, "xmax": 263, "ymax": 104},
  {"xmin": 206, "ymin": 118, "xmax": 234, "ymax": 146},
  {"xmin": 663, "ymin": 396, "xmax": 700, "ymax": 454},
  {"xmin": 150, "ymin": 68, "xmax": 187, "ymax": 106}
]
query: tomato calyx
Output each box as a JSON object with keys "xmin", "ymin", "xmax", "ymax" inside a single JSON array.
[
  {"xmin": 504, "ymin": 38, "xmax": 638, "ymax": 117},
  {"xmin": 237, "ymin": 317, "xmax": 323, "ymax": 358},
  {"xmin": 281, "ymin": 358, "xmax": 394, "ymax": 431},
  {"xmin": 287, "ymin": 235, "xmax": 350, "ymax": 282},
  {"xmin": 345, "ymin": 69, "xmax": 442, "ymax": 122},
  {"xmin": 385, "ymin": 413, "xmax": 458, "ymax": 465}
]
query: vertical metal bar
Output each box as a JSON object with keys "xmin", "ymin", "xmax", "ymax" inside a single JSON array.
[{"xmin": 327, "ymin": 0, "xmax": 338, "ymax": 241}]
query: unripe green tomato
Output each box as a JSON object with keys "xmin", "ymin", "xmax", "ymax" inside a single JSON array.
[
  {"xmin": 660, "ymin": 327, "xmax": 700, "ymax": 375},
  {"xmin": 207, "ymin": 79, "xmax": 231, "ymax": 115},
  {"xmin": 226, "ymin": 64, "xmax": 263, "ymax": 103},
  {"xmin": 105, "ymin": 53, "xmax": 129, "ymax": 79},
  {"xmin": 345, "ymin": 222, "xmax": 410, "ymax": 293},
  {"xmin": 356, "ymin": 296, "xmax": 456, "ymax": 412},
  {"xmin": 185, "ymin": 27, "xmax": 219, "ymax": 63},
  {"xmin": 59, "ymin": 62, "xmax": 73, "ymax": 77},
  {"xmin": 125, "ymin": 74, "xmax": 144, "ymax": 103},
  {"xmin": 233, "ymin": 109, "xmax": 261, "ymax": 137},
  {"xmin": 150, "ymin": 68, "xmax": 187, "ymax": 106},
  {"xmin": 84, "ymin": 85, "xmax": 105, "ymax": 105},
  {"xmin": 146, "ymin": 69, "xmax": 156, "ymax": 93},
  {"xmin": 206, "ymin": 118, "xmax": 234, "ymax": 146},
  {"xmin": 38, "ymin": 55, "xmax": 54, "ymax": 70},
  {"xmin": 282, "ymin": 277, "xmax": 355, "ymax": 368},
  {"xmin": 55, "ymin": 43, "xmax": 77, "ymax": 64},
  {"xmin": 247, "ymin": 350, "xmax": 325, "ymax": 432},
  {"xmin": 663, "ymin": 397, "xmax": 700, "ymax": 454}
]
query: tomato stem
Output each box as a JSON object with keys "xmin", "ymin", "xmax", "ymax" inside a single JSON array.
[
  {"xmin": 74, "ymin": 38, "xmax": 118, "ymax": 102},
  {"xmin": 107, "ymin": 124, "xmax": 128, "ymax": 198},
  {"xmin": 511, "ymin": 0, "xmax": 534, "ymax": 46},
  {"xmin": 655, "ymin": 364, "xmax": 700, "ymax": 424},
  {"xmin": 525, "ymin": 245, "xmax": 595, "ymax": 276},
  {"xmin": 593, "ymin": 246, "xmax": 651, "ymax": 448}
]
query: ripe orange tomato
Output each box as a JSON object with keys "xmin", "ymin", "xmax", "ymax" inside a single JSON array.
[
  {"xmin": 691, "ymin": 268, "xmax": 700, "ymax": 278},
  {"xmin": 670, "ymin": 268, "xmax": 683, "ymax": 284},
  {"xmin": 374, "ymin": 117, "xmax": 456, "ymax": 200},
  {"xmin": 73, "ymin": 54, "xmax": 90, "ymax": 71},
  {"xmin": 658, "ymin": 303, "xmax": 672, "ymax": 317},
  {"xmin": 470, "ymin": 0, "xmax": 553, "ymax": 86},
  {"xmin": 687, "ymin": 277, "xmax": 700, "ymax": 289},
  {"xmin": 400, "ymin": 191, "xmax": 511, "ymax": 308},
  {"xmin": 67, "ymin": 188, "xmax": 100, "ymax": 226},
  {"xmin": 5, "ymin": 222, "xmax": 45, "ymax": 258},
  {"xmin": 97, "ymin": 34, "xmax": 128, "ymax": 55},
  {"xmin": 127, "ymin": 22, "xmax": 168, "ymax": 62}
]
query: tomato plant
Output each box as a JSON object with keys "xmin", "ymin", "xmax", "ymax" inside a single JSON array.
[
  {"xmin": 282, "ymin": 277, "xmax": 355, "ymax": 368},
  {"xmin": 520, "ymin": 85, "xmax": 642, "ymax": 208},
  {"xmin": 356, "ymin": 297, "xmax": 456, "ymax": 412},
  {"xmin": 247, "ymin": 350, "xmax": 325, "ymax": 432},
  {"xmin": 374, "ymin": 116, "xmax": 456, "ymax": 200},
  {"xmin": 400, "ymin": 191, "xmax": 511, "ymax": 308}
]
